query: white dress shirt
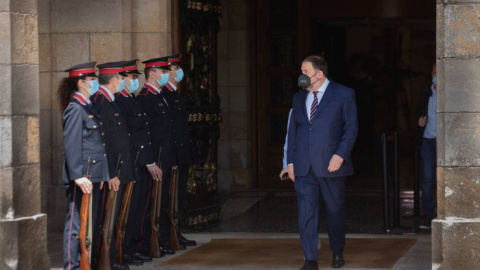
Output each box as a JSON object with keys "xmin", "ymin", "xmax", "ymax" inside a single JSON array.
[{"xmin": 306, "ymin": 79, "xmax": 330, "ymax": 121}]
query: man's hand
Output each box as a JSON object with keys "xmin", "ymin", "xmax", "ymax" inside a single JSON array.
[
  {"xmin": 102, "ymin": 176, "xmax": 120, "ymax": 191},
  {"xmin": 279, "ymin": 168, "xmax": 288, "ymax": 180},
  {"xmin": 328, "ymin": 154, "xmax": 344, "ymax": 172},
  {"xmin": 75, "ymin": 177, "xmax": 93, "ymax": 194},
  {"xmin": 418, "ymin": 116, "xmax": 427, "ymax": 127},
  {"xmin": 147, "ymin": 164, "xmax": 163, "ymax": 182},
  {"xmin": 287, "ymin": 164, "xmax": 295, "ymax": 182}
]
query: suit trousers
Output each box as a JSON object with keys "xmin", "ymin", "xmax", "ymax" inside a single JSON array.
[
  {"xmin": 294, "ymin": 169, "xmax": 346, "ymax": 261},
  {"xmin": 123, "ymin": 166, "xmax": 151, "ymax": 254}
]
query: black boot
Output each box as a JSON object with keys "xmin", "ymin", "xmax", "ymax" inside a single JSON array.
[{"xmin": 299, "ymin": 260, "xmax": 318, "ymax": 270}]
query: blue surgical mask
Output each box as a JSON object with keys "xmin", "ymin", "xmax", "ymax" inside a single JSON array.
[
  {"xmin": 157, "ymin": 73, "xmax": 169, "ymax": 86},
  {"xmin": 432, "ymin": 77, "xmax": 437, "ymax": 85},
  {"xmin": 86, "ymin": 79, "xmax": 99, "ymax": 95},
  {"xmin": 117, "ymin": 78, "xmax": 126, "ymax": 92},
  {"xmin": 128, "ymin": 79, "xmax": 139, "ymax": 93},
  {"xmin": 175, "ymin": 69, "xmax": 184, "ymax": 82}
]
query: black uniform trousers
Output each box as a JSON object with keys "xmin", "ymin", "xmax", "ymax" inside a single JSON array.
[
  {"xmin": 63, "ymin": 182, "xmax": 102, "ymax": 270},
  {"xmin": 176, "ymin": 164, "xmax": 189, "ymax": 234},
  {"xmin": 133, "ymin": 166, "xmax": 173, "ymax": 250},
  {"xmin": 159, "ymin": 167, "xmax": 173, "ymax": 246},
  {"xmin": 123, "ymin": 166, "xmax": 151, "ymax": 254}
]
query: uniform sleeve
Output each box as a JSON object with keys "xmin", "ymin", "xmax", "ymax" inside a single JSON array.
[{"xmin": 63, "ymin": 105, "xmax": 84, "ymax": 182}]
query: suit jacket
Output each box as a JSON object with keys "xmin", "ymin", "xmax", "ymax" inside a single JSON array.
[
  {"xmin": 62, "ymin": 94, "xmax": 109, "ymax": 184},
  {"xmin": 162, "ymin": 83, "xmax": 193, "ymax": 165},
  {"xmin": 91, "ymin": 88, "xmax": 136, "ymax": 183},
  {"xmin": 414, "ymin": 84, "xmax": 433, "ymax": 149},
  {"xmin": 287, "ymin": 81, "xmax": 358, "ymax": 178},
  {"xmin": 136, "ymin": 84, "xmax": 174, "ymax": 168},
  {"xmin": 115, "ymin": 89, "xmax": 155, "ymax": 167}
]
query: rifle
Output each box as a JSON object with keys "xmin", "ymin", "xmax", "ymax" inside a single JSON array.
[
  {"xmin": 150, "ymin": 147, "xmax": 164, "ymax": 257},
  {"xmin": 98, "ymin": 154, "xmax": 121, "ymax": 270},
  {"xmin": 79, "ymin": 157, "xmax": 93, "ymax": 270},
  {"xmin": 169, "ymin": 166, "xmax": 181, "ymax": 250},
  {"xmin": 114, "ymin": 152, "xmax": 138, "ymax": 263}
]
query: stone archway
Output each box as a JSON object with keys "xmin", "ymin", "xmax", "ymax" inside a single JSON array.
[
  {"xmin": 0, "ymin": 1, "xmax": 50, "ymax": 269},
  {"xmin": 433, "ymin": 2, "xmax": 480, "ymax": 269}
]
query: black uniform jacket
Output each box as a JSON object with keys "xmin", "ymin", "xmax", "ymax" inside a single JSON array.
[
  {"xmin": 62, "ymin": 93, "xmax": 110, "ymax": 185},
  {"xmin": 91, "ymin": 86, "xmax": 136, "ymax": 183},
  {"xmin": 136, "ymin": 83, "xmax": 174, "ymax": 168},
  {"xmin": 162, "ymin": 83, "xmax": 193, "ymax": 165},
  {"xmin": 115, "ymin": 89, "xmax": 155, "ymax": 167}
]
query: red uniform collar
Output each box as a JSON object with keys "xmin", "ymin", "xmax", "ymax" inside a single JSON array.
[{"xmin": 73, "ymin": 92, "xmax": 88, "ymax": 105}]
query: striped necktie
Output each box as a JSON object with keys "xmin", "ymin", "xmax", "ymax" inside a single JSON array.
[{"xmin": 310, "ymin": 91, "xmax": 319, "ymax": 124}]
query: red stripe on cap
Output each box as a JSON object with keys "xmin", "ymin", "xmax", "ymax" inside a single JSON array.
[
  {"xmin": 124, "ymin": 65, "xmax": 137, "ymax": 71},
  {"xmin": 145, "ymin": 62, "xmax": 168, "ymax": 68},
  {"xmin": 168, "ymin": 59, "xmax": 180, "ymax": 64},
  {"xmin": 69, "ymin": 68, "xmax": 95, "ymax": 77},
  {"xmin": 99, "ymin": 67, "xmax": 124, "ymax": 75}
]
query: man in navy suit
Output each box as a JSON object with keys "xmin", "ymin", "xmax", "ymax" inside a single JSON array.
[{"xmin": 287, "ymin": 56, "xmax": 358, "ymax": 270}]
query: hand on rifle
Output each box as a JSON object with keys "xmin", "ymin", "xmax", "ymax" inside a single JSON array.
[
  {"xmin": 100, "ymin": 176, "xmax": 120, "ymax": 191},
  {"xmin": 147, "ymin": 164, "xmax": 163, "ymax": 182},
  {"xmin": 75, "ymin": 177, "xmax": 93, "ymax": 194}
]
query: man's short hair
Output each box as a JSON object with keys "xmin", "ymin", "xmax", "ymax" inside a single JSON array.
[
  {"xmin": 303, "ymin": 55, "xmax": 328, "ymax": 77},
  {"xmin": 98, "ymin": 74, "xmax": 115, "ymax": 85}
]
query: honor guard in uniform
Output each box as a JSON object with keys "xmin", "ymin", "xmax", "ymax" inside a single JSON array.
[
  {"xmin": 59, "ymin": 62, "xmax": 110, "ymax": 270},
  {"xmin": 162, "ymin": 54, "xmax": 197, "ymax": 247},
  {"xmin": 91, "ymin": 61, "xmax": 136, "ymax": 270},
  {"xmin": 114, "ymin": 60, "xmax": 162, "ymax": 264},
  {"xmin": 137, "ymin": 57, "xmax": 176, "ymax": 255}
]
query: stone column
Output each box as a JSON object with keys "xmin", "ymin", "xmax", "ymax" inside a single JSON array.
[
  {"xmin": 0, "ymin": 0, "xmax": 50, "ymax": 269},
  {"xmin": 434, "ymin": 1, "xmax": 480, "ymax": 269}
]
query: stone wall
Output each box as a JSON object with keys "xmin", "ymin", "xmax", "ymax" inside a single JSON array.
[
  {"xmin": 0, "ymin": 0, "xmax": 50, "ymax": 268},
  {"xmin": 433, "ymin": 1, "xmax": 480, "ymax": 269},
  {"xmin": 217, "ymin": 0, "xmax": 251, "ymax": 194},
  {"xmin": 38, "ymin": 0, "xmax": 172, "ymax": 232}
]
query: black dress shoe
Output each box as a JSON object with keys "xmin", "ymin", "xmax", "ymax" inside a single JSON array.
[
  {"xmin": 179, "ymin": 235, "xmax": 197, "ymax": 246},
  {"xmin": 299, "ymin": 260, "xmax": 318, "ymax": 270},
  {"xmin": 111, "ymin": 262, "xmax": 130, "ymax": 270},
  {"xmin": 161, "ymin": 246, "xmax": 176, "ymax": 255},
  {"xmin": 133, "ymin": 252, "xmax": 152, "ymax": 262},
  {"xmin": 122, "ymin": 254, "xmax": 144, "ymax": 266},
  {"xmin": 332, "ymin": 253, "xmax": 345, "ymax": 268}
]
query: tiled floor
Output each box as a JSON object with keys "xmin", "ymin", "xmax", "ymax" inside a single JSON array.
[{"xmin": 49, "ymin": 190, "xmax": 432, "ymax": 269}]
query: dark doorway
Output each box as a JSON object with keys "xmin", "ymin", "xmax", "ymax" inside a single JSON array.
[{"xmin": 250, "ymin": 0, "xmax": 436, "ymax": 191}]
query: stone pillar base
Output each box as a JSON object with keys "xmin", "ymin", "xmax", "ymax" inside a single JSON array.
[
  {"xmin": 432, "ymin": 219, "xmax": 480, "ymax": 270},
  {"xmin": 0, "ymin": 214, "xmax": 50, "ymax": 270}
]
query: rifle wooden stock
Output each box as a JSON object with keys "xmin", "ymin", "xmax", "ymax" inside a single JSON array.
[
  {"xmin": 79, "ymin": 193, "xmax": 91, "ymax": 270},
  {"xmin": 99, "ymin": 189, "xmax": 117, "ymax": 270},
  {"xmin": 114, "ymin": 182, "xmax": 134, "ymax": 264},
  {"xmin": 169, "ymin": 167, "xmax": 181, "ymax": 250},
  {"xmin": 150, "ymin": 180, "xmax": 163, "ymax": 257},
  {"xmin": 150, "ymin": 147, "xmax": 163, "ymax": 257},
  {"xmin": 80, "ymin": 157, "xmax": 92, "ymax": 270}
]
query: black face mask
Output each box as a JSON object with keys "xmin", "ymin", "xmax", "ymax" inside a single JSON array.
[{"xmin": 298, "ymin": 71, "xmax": 319, "ymax": 88}]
